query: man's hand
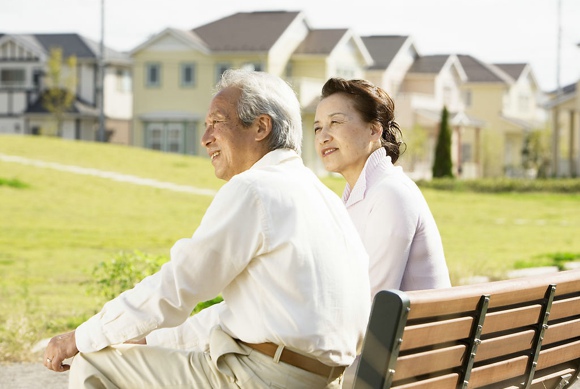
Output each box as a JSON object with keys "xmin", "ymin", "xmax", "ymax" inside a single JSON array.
[{"xmin": 43, "ymin": 330, "xmax": 79, "ymax": 372}]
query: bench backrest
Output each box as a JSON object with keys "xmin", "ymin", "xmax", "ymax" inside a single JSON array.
[{"xmin": 353, "ymin": 269, "xmax": 580, "ymax": 389}]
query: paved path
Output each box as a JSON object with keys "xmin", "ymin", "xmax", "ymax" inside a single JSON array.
[
  {"xmin": 0, "ymin": 363, "xmax": 69, "ymax": 389},
  {"xmin": 0, "ymin": 153, "xmax": 217, "ymax": 196}
]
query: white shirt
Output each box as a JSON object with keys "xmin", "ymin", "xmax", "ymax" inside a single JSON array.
[
  {"xmin": 343, "ymin": 148, "xmax": 451, "ymax": 297},
  {"xmin": 75, "ymin": 149, "xmax": 371, "ymax": 366}
]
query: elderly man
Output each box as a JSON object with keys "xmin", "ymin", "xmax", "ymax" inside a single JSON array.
[{"xmin": 44, "ymin": 69, "xmax": 371, "ymax": 388}]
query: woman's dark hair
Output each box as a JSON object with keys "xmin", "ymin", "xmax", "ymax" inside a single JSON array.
[{"xmin": 321, "ymin": 77, "xmax": 405, "ymax": 163}]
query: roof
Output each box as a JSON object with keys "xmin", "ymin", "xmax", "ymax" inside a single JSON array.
[
  {"xmin": 0, "ymin": 33, "xmax": 130, "ymax": 64},
  {"xmin": 548, "ymin": 81, "xmax": 576, "ymax": 95},
  {"xmin": 361, "ymin": 35, "xmax": 410, "ymax": 70},
  {"xmin": 408, "ymin": 55, "xmax": 450, "ymax": 74},
  {"xmin": 192, "ymin": 11, "xmax": 301, "ymax": 51},
  {"xmin": 24, "ymin": 90, "xmax": 99, "ymax": 117},
  {"xmin": 129, "ymin": 28, "xmax": 209, "ymax": 56},
  {"xmin": 457, "ymin": 54, "xmax": 512, "ymax": 84},
  {"xmin": 494, "ymin": 63, "xmax": 527, "ymax": 80},
  {"xmin": 294, "ymin": 29, "xmax": 348, "ymax": 54}
]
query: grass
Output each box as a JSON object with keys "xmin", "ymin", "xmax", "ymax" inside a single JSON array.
[{"xmin": 1, "ymin": 134, "xmax": 580, "ymax": 362}]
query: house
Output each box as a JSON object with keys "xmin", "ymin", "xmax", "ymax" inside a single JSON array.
[
  {"xmin": 544, "ymin": 81, "xmax": 580, "ymax": 177},
  {"xmin": 128, "ymin": 10, "xmax": 550, "ymax": 179},
  {"xmin": 293, "ymin": 28, "xmax": 373, "ymax": 174},
  {"xmin": 130, "ymin": 11, "xmax": 307, "ymax": 156},
  {"xmin": 361, "ymin": 35, "xmax": 418, "ymax": 97},
  {"xmin": 0, "ymin": 33, "xmax": 132, "ymax": 144},
  {"xmin": 494, "ymin": 62, "xmax": 547, "ymax": 177},
  {"xmin": 454, "ymin": 57, "xmax": 546, "ymax": 178},
  {"xmin": 392, "ymin": 54, "xmax": 471, "ymax": 179},
  {"xmin": 129, "ymin": 11, "xmax": 372, "ymax": 172}
]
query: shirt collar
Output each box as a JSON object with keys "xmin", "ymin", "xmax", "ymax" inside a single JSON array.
[
  {"xmin": 342, "ymin": 148, "xmax": 391, "ymax": 207},
  {"xmin": 251, "ymin": 148, "xmax": 301, "ymax": 170}
]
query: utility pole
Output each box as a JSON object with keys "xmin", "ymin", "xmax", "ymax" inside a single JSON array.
[
  {"xmin": 97, "ymin": 0, "xmax": 105, "ymax": 142},
  {"xmin": 552, "ymin": 0, "xmax": 562, "ymax": 176}
]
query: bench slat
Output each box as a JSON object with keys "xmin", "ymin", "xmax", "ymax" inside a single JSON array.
[
  {"xmin": 394, "ymin": 345, "xmax": 465, "ymax": 380},
  {"xmin": 537, "ymin": 339, "xmax": 580, "ymax": 370},
  {"xmin": 482, "ymin": 305, "xmax": 541, "ymax": 335},
  {"xmin": 550, "ymin": 296, "xmax": 580, "ymax": 321},
  {"xmin": 400, "ymin": 316, "xmax": 473, "ymax": 351},
  {"xmin": 543, "ymin": 318, "xmax": 580, "ymax": 345},
  {"xmin": 406, "ymin": 271, "xmax": 580, "ymax": 319},
  {"xmin": 392, "ymin": 373, "xmax": 459, "ymax": 388},
  {"xmin": 475, "ymin": 330, "xmax": 535, "ymax": 362},
  {"xmin": 469, "ymin": 355, "xmax": 529, "ymax": 387}
]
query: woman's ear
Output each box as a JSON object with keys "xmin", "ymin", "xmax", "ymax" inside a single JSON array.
[
  {"xmin": 255, "ymin": 114, "xmax": 273, "ymax": 142},
  {"xmin": 370, "ymin": 122, "xmax": 383, "ymax": 140}
]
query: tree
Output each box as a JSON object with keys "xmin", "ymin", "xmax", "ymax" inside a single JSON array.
[
  {"xmin": 432, "ymin": 106, "xmax": 454, "ymax": 178},
  {"xmin": 42, "ymin": 47, "xmax": 77, "ymax": 136},
  {"xmin": 522, "ymin": 127, "xmax": 552, "ymax": 178}
]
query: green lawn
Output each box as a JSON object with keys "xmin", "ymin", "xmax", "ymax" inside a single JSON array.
[{"xmin": 1, "ymin": 134, "xmax": 579, "ymax": 362}]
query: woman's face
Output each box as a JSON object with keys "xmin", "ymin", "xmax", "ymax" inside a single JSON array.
[{"xmin": 314, "ymin": 92, "xmax": 381, "ymax": 186}]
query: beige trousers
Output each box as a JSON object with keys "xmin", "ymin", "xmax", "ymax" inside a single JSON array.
[{"xmin": 68, "ymin": 327, "xmax": 343, "ymax": 388}]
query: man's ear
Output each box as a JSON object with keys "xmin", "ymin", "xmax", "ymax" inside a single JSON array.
[{"xmin": 255, "ymin": 114, "xmax": 273, "ymax": 142}]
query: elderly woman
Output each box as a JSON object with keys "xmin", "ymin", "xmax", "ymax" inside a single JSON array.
[
  {"xmin": 314, "ymin": 77, "xmax": 451, "ymax": 296},
  {"xmin": 314, "ymin": 77, "xmax": 451, "ymax": 386}
]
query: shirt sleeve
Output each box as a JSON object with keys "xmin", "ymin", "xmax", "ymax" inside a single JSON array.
[
  {"xmin": 75, "ymin": 177, "xmax": 266, "ymax": 353},
  {"xmin": 362, "ymin": 184, "xmax": 418, "ymax": 297},
  {"xmin": 145, "ymin": 302, "xmax": 227, "ymax": 351}
]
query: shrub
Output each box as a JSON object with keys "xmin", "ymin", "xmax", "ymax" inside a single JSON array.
[
  {"xmin": 0, "ymin": 177, "xmax": 29, "ymax": 188},
  {"xmin": 515, "ymin": 252, "xmax": 580, "ymax": 270},
  {"xmin": 416, "ymin": 178, "xmax": 580, "ymax": 193},
  {"xmin": 88, "ymin": 250, "xmax": 222, "ymax": 314}
]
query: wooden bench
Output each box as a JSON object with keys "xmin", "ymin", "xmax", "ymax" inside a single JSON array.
[{"xmin": 353, "ymin": 269, "xmax": 580, "ymax": 389}]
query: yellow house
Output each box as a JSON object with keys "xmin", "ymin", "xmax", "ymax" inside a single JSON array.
[
  {"xmin": 129, "ymin": 11, "xmax": 372, "ymax": 172},
  {"xmin": 392, "ymin": 54, "xmax": 471, "ymax": 179},
  {"xmin": 545, "ymin": 80, "xmax": 580, "ymax": 177},
  {"xmin": 455, "ymin": 57, "xmax": 546, "ymax": 178}
]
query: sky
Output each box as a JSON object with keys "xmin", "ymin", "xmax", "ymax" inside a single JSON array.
[{"xmin": 2, "ymin": 0, "xmax": 579, "ymax": 92}]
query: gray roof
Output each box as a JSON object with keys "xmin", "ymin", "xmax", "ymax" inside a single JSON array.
[
  {"xmin": 494, "ymin": 63, "xmax": 527, "ymax": 80},
  {"xmin": 1, "ymin": 33, "xmax": 130, "ymax": 64},
  {"xmin": 408, "ymin": 55, "xmax": 450, "ymax": 74},
  {"xmin": 457, "ymin": 54, "xmax": 510, "ymax": 83},
  {"xmin": 192, "ymin": 11, "xmax": 301, "ymax": 51},
  {"xmin": 361, "ymin": 35, "xmax": 409, "ymax": 70},
  {"xmin": 294, "ymin": 29, "xmax": 348, "ymax": 55}
]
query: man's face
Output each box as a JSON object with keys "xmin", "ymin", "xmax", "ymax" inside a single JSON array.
[{"xmin": 202, "ymin": 87, "xmax": 259, "ymax": 181}]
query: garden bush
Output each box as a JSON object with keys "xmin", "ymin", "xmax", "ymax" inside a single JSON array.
[
  {"xmin": 88, "ymin": 250, "xmax": 223, "ymax": 314},
  {"xmin": 416, "ymin": 177, "xmax": 580, "ymax": 193}
]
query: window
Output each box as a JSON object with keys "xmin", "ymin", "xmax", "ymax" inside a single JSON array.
[
  {"xmin": 180, "ymin": 63, "xmax": 196, "ymax": 87},
  {"xmin": 116, "ymin": 69, "xmax": 131, "ymax": 92},
  {"xmin": 518, "ymin": 94, "xmax": 530, "ymax": 112},
  {"xmin": 145, "ymin": 63, "xmax": 161, "ymax": 87},
  {"xmin": 167, "ymin": 123, "xmax": 183, "ymax": 153},
  {"xmin": 464, "ymin": 90, "xmax": 472, "ymax": 107},
  {"xmin": 147, "ymin": 123, "xmax": 164, "ymax": 150},
  {"xmin": 285, "ymin": 62, "xmax": 293, "ymax": 78},
  {"xmin": 32, "ymin": 69, "xmax": 43, "ymax": 88},
  {"xmin": 146, "ymin": 122, "xmax": 185, "ymax": 153},
  {"xmin": 241, "ymin": 63, "xmax": 263, "ymax": 72},
  {"xmin": 215, "ymin": 63, "xmax": 231, "ymax": 83},
  {"xmin": 1, "ymin": 68, "xmax": 25, "ymax": 87},
  {"xmin": 461, "ymin": 144, "xmax": 472, "ymax": 163}
]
